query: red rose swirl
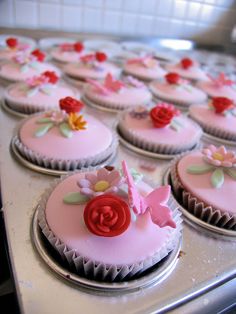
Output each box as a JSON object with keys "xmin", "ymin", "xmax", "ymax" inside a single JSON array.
[
  {"xmin": 212, "ymin": 97, "xmax": 234, "ymax": 114},
  {"xmin": 43, "ymin": 71, "xmax": 59, "ymax": 84},
  {"xmin": 59, "ymin": 97, "xmax": 84, "ymax": 113},
  {"xmin": 165, "ymin": 72, "xmax": 180, "ymax": 84},
  {"xmin": 6, "ymin": 37, "xmax": 18, "ymax": 48},
  {"xmin": 31, "ymin": 49, "xmax": 46, "ymax": 62},
  {"xmin": 181, "ymin": 58, "xmax": 193, "ymax": 69},
  {"xmin": 150, "ymin": 104, "xmax": 180, "ymax": 128},
  {"xmin": 84, "ymin": 194, "xmax": 131, "ymax": 237},
  {"xmin": 95, "ymin": 51, "xmax": 107, "ymax": 62}
]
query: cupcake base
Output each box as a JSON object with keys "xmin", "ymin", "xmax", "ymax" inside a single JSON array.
[{"xmin": 1, "ymin": 99, "xmax": 28, "ymax": 118}]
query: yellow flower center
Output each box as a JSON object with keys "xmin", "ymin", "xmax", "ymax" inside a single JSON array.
[
  {"xmin": 212, "ymin": 152, "xmax": 224, "ymax": 161},
  {"xmin": 94, "ymin": 180, "xmax": 110, "ymax": 192}
]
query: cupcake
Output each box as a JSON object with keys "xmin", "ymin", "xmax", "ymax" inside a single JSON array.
[
  {"xmin": 0, "ymin": 37, "xmax": 32, "ymax": 61},
  {"xmin": 37, "ymin": 160, "xmax": 181, "ymax": 281},
  {"xmin": 83, "ymin": 74, "xmax": 152, "ymax": 111},
  {"xmin": 189, "ymin": 97, "xmax": 236, "ymax": 143},
  {"xmin": 165, "ymin": 57, "xmax": 209, "ymax": 82},
  {"xmin": 149, "ymin": 72, "xmax": 207, "ymax": 110},
  {"xmin": 170, "ymin": 145, "xmax": 236, "ymax": 230},
  {"xmin": 0, "ymin": 49, "xmax": 60, "ymax": 84},
  {"xmin": 12, "ymin": 97, "xmax": 117, "ymax": 171},
  {"xmin": 50, "ymin": 41, "xmax": 85, "ymax": 64},
  {"xmin": 197, "ymin": 73, "xmax": 236, "ymax": 102},
  {"xmin": 4, "ymin": 71, "xmax": 78, "ymax": 114},
  {"xmin": 118, "ymin": 103, "xmax": 202, "ymax": 155},
  {"xmin": 123, "ymin": 56, "xmax": 166, "ymax": 81},
  {"xmin": 63, "ymin": 51, "xmax": 121, "ymax": 84}
]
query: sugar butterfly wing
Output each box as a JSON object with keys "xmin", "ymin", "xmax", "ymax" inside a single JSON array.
[
  {"xmin": 104, "ymin": 73, "xmax": 124, "ymax": 92},
  {"xmin": 86, "ymin": 78, "xmax": 110, "ymax": 96}
]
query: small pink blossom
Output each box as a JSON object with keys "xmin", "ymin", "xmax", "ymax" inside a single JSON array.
[
  {"xmin": 127, "ymin": 56, "xmax": 157, "ymax": 68},
  {"xmin": 44, "ymin": 110, "xmax": 67, "ymax": 124},
  {"xmin": 26, "ymin": 74, "xmax": 48, "ymax": 88},
  {"xmin": 202, "ymin": 145, "xmax": 236, "ymax": 168},
  {"xmin": 208, "ymin": 72, "xmax": 234, "ymax": 88},
  {"xmin": 124, "ymin": 76, "xmax": 145, "ymax": 88},
  {"xmin": 13, "ymin": 52, "xmax": 35, "ymax": 65}
]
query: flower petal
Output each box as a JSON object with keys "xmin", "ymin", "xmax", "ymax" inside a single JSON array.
[
  {"xmin": 107, "ymin": 170, "xmax": 121, "ymax": 184},
  {"xmin": 85, "ymin": 173, "xmax": 98, "ymax": 184},
  {"xmin": 77, "ymin": 178, "xmax": 91, "ymax": 188},
  {"xmin": 221, "ymin": 161, "xmax": 232, "ymax": 168},
  {"xmin": 97, "ymin": 168, "xmax": 109, "ymax": 180},
  {"xmin": 81, "ymin": 188, "xmax": 94, "ymax": 196}
]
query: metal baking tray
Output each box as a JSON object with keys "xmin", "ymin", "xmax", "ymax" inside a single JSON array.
[
  {"xmin": 32, "ymin": 206, "xmax": 182, "ymax": 294},
  {"xmin": 163, "ymin": 168, "xmax": 236, "ymax": 240}
]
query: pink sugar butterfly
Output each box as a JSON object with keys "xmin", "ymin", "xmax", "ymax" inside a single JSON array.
[
  {"xmin": 122, "ymin": 161, "xmax": 176, "ymax": 228},
  {"xmin": 86, "ymin": 78, "xmax": 111, "ymax": 96},
  {"xmin": 104, "ymin": 73, "xmax": 125, "ymax": 92},
  {"xmin": 208, "ymin": 72, "xmax": 234, "ymax": 87}
]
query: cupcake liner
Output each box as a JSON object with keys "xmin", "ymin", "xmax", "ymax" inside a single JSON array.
[
  {"xmin": 117, "ymin": 112, "xmax": 202, "ymax": 155},
  {"xmin": 170, "ymin": 154, "xmax": 236, "ymax": 230},
  {"xmin": 37, "ymin": 172, "xmax": 182, "ymax": 282},
  {"xmin": 189, "ymin": 113, "xmax": 236, "ymax": 142},
  {"xmin": 13, "ymin": 134, "xmax": 118, "ymax": 171},
  {"xmin": 4, "ymin": 83, "xmax": 79, "ymax": 115}
]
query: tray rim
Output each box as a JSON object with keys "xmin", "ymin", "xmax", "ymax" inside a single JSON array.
[
  {"xmin": 31, "ymin": 206, "xmax": 182, "ymax": 294},
  {"xmin": 202, "ymin": 132, "xmax": 236, "ymax": 147},
  {"xmin": 163, "ymin": 168, "xmax": 236, "ymax": 240},
  {"xmin": 1, "ymin": 99, "xmax": 29, "ymax": 118}
]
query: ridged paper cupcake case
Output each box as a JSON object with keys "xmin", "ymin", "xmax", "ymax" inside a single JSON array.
[
  {"xmin": 123, "ymin": 69, "xmax": 163, "ymax": 82},
  {"xmin": 4, "ymin": 84, "xmax": 79, "ymax": 115},
  {"xmin": 37, "ymin": 172, "xmax": 182, "ymax": 282},
  {"xmin": 189, "ymin": 113, "xmax": 236, "ymax": 142},
  {"xmin": 170, "ymin": 154, "xmax": 236, "ymax": 230},
  {"xmin": 117, "ymin": 119, "xmax": 202, "ymax": 155}
]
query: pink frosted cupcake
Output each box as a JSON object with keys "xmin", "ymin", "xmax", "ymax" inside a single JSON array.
[
  {"xmin": 37, "ymin": 160, "xmax": 181, "ymax": 281},
  {"xmin": 0, "ymin": 37, "xmax": 31, "ymax": 61},
  {"xmin": 13, "ymin": 97, "xmax": 117, "ymax": 171},
  {"xmin": 170, "ymin": 145, "xmax": 236, "ymax": 230},
  {"xmin": 50, "ymin": 41, "xmax": 85, "ymax": 63},
  {"xmin": 83, "ymin": 74, "xmax": 152, "ymax": 111},
  {"xmin": 149, "ymin": 72, "xmax": 207, "ymax": 110},
  {"xmin": 63, "ymin": 51, "xmax": 121, "ymax": 84},
  {"xmin": 4, "ymin": 71, "xmax": 78, "ymax": 114},
  {"xmin": 189, "ymin": 97, "xmax": 236, "ymax": 142},
  {"xmin": 197, "ymin": 73, "xmax": 236, "ymax": 102},
  {"xmin": 118, "ymin": 103, "xmax": 202, "ymax": 155},
  {"xmin": 0, "ymin": 49, "xmax": 60, "ymax": 84},
  {"xmin": 166, "ymin": 57, "xmax": 209, "ymax": 82},
  {"xmin": 123, "ymin": 56, "xmax": 166, "ymax": 81}
]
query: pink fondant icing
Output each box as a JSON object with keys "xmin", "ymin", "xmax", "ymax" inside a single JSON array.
[
  {"xmin": 197, "ymin": 81, "xmax": 236, "ymax": 101},
  {"xmin": 189, "ymin": 105, "xmax": 236, "ymax": 136},
  {"xmin": 50, "ymin": 47, "xmax": 81, "ymax": 63},
  {"xmin": 124, "ymin": 63, "xmax": 166, "ymax": 81},
  {"xmin": 45, "ymin": 172, "xmax": 173, "ymax": 264},
  {"xmin": 166, "ymin": 63, "xmax": 209, "ymax": 81},
  {"xmin": 64, "ymin": 62, "xmax": 121, "ymax": 80},
  {"xmin": 0, "ymin": 49, "xmax": 16, "ymax": 61},
  {"xmin": 149, "ymin": 81, "xmax": 207, "ymax": 105},
  {"xmin": 177, "ymin": 152, "xmax": 236, "ymax": 215},
  {"xmin": 0, "ymin": 62, "xmax": 60, "ymax": 82},
  {"xmin": 6, "ymin": 82, "xmax": 76, "ymax": 108},
  {"xmin": 84, "ymin": 84, "xmax": 152, "ymax": 108},
  {"xmin": 19, "ymin": 114, "xmax": 113, "ymax": 160}
]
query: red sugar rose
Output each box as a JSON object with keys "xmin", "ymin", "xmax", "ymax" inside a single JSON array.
[
  {"xmin": 43, "ymin": 71, "xmax": 59, "ymax": 84},
  {"xmin": 181, "ymin": 58, "xmax": 193, "ymax": 69},
  {"xmin": 6, "ymin": 37, "xmax": 18, "ymax": 48},
  {"xmin": 31, "ymin": 49, "xmax": 45, "ymax": 62},
  {"xmin": 95, "ymin": 51, "xmax": 107, "ymax": 62},
  {"xmin": 74, "ymin": 42, "xmax": 84, "ymax": 53},
  {"xmin": 212, "ymin": 97, "xmax": 234, "ymax": 114},
  {"xmin": 150, "ymin": 104, "xmax": 179, "ymax": 128},
  {"xmin": 59, "ymin": 96, "xmax": 84, "ymax": 113},
  {"xmin": 165, "ymin": 72, "xmax": 180, "ymax": 84},
  {"xmin": 84, "ymin": 194, "xmax": 131, "ymax": 237}
]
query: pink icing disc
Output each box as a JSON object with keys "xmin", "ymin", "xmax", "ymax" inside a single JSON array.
[
  {"xmin": 197, "ymin": 81, "xmax": 236, "ymax": 101},
  {"xmin": 124, "ymin": 63, "xmax": 166, "ymax": 81},
  {"xmin": 166, "ymin": 63, "xmax": 209, "ymax": 81}
]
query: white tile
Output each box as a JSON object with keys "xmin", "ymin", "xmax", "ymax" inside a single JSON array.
[
  {"xmin": 183, "ymin": 21, "xmax": 199, "ymax": 37},
  {"xmin": 217, "ymin": 0, "xmax": 235, "ymax": 7},
  {"xmin": 103, "ymin": 11, "xmax": 121, "ymax": 34},
  {"xmin": 123, "ymin": 0, "xmax": 141, "ymax": 13},
  {"xmin": 153, "ymin": 17, "xmax": 171, "ymax": 37},
  {"xmin": 120, "ymin": 13, "xmax": 137, "ymax": 35},
  {"xmin": 39, "ymin": 0, "xmax": 60, "ymax": 3},
  {"xmin": 39, "ymin": 2, "xmax": 61, "ymax": 29},
  {"xmin": 186, "ymin": 2, "xmax": 201, "ymax": 20},
  {"xmin": 157, "ymin": 0, "xmax": 173, "ymax": 17},
  {"xmin": 61, "ymin": 5, "xmax": 82, "ymax": 31},
  {"xmin": 169, "ymin": 19, "xmax": 184, "ymax": 38},
  {"xmin": 83, "ymin": 8, "xmax": 103, "ymax": 32},
  {"xmin": 15, "ymin": 0, "xmax": 38, "ymax": 27},
  {"xmin": 204, "ymin": 0, "xmax": 217, "ymax": 4},
  {"xmin": 136, "ymin": 15, "xmax": 154, "ymax": 35},
  {"xmin": 104, "ymin": 0, "xmax": 123, "ymax": 10},
  {"xmin": 173, "ymin": 0, "xmax": 187, "ymax": 19},
  {"xmin": 199, "ymin": 4, "xmax": 214, "ymax": 22},
  {"xmin": 0, "ymin": 0, "xmax": 13, "ymax": 26},
  {"xmin": 84, "ymin": 0, "xmax": 103, "ymax": 7},
  {"xmin": 62, "ymin": 0, "xmax": 83, "ymax": 4},
  {"xmin": 139, "ymin": 0, "xmax": 157, "ymax": 15}
]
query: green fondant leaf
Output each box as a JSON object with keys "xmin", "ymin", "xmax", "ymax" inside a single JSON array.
[
  {"xmin": 29, "ymin": 61, "xmax": 39, "ymax": 70},
  {"xmin": 20, "ymin": 64, "xmax": 28, "ymax": 73},
  {"xmin": 34, "ymin": 123, "xmax": 54, "ymax": 137},
  {"xmin": 130, "ymin": 168, "xmax": 143, "ymax": 183},
  {"xmin": 211, "ymin": 168, "xmax": 224, "ymax": 188},
  {"xmin": 37, "ymin": 118, "xmax": 53, "ymax": 124},
  {"xmin": 170, "ymin": 120, "xmax": 181, "ymax": 132},
  {"xmin": 231, "ymin": 109, "xmax": 236, "ymax": 117},
  {"xmin": 27, "ymin": 87, "xmax": 38, "ymax": 97},
  {"xmin": 183, "ymin": 85, "xmax": 192, "ymax": 93},
  {"xmin": 41, "ymin": 87, "xmax": 52, "ymax": 95},
  {"xmin": 187, "ymin": 164, "xmax": 213, "ymax": 174},
  {"xmin": 63, "ymin": 192, "xmax": 89, "ymax": 204},
  {"xmin": 59, "ymin": 123, "xmax": 73, "ymax": 138},
  {"xmin": 225, "ymin": 168, "xmax": 236, "ymax": 180}
]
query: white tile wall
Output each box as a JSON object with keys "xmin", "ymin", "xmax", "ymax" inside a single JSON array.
[{"xmin": 0, "ymin": 0, "xmax": 236, "ymax": 48}]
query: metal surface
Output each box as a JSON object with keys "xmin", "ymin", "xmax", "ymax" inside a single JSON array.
[
  {"xmin": 10, "ymin": 137, "xmax": 117, "ymax": 177},
  {"xmin": 32, "ymin": 207, "xmax": 181, "ymax": 293},
  {"xmin": 1, "ymin": 100, "xmax": 28, "ymax": 118},
  {"xmin": 163, "ymin": 168, "xmax": 236, "ymax": 240},
  {"xmin": 202, "ymin": 132, "xmax": 236, "ymax": 147}
]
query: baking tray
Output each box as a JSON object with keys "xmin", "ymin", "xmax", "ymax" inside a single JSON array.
[
  {"xmin": 163, "ymin": 168, "xmax": 236, "ymax": 240},
  {"xmin": 10, "ymin": 138, "xmax": 117, "ymax": 177},
  {"xmin": 32, "ymin": 206, "xmax": 182, "ymax": 294},
  {"xmin": 202, "ymin": 132, "xmax": 236, "ymax": 148}
]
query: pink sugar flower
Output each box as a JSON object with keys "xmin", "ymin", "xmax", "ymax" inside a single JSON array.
[{"xmin": 202, "ymin": 145, "xmax": 236, "ymax": 168}]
